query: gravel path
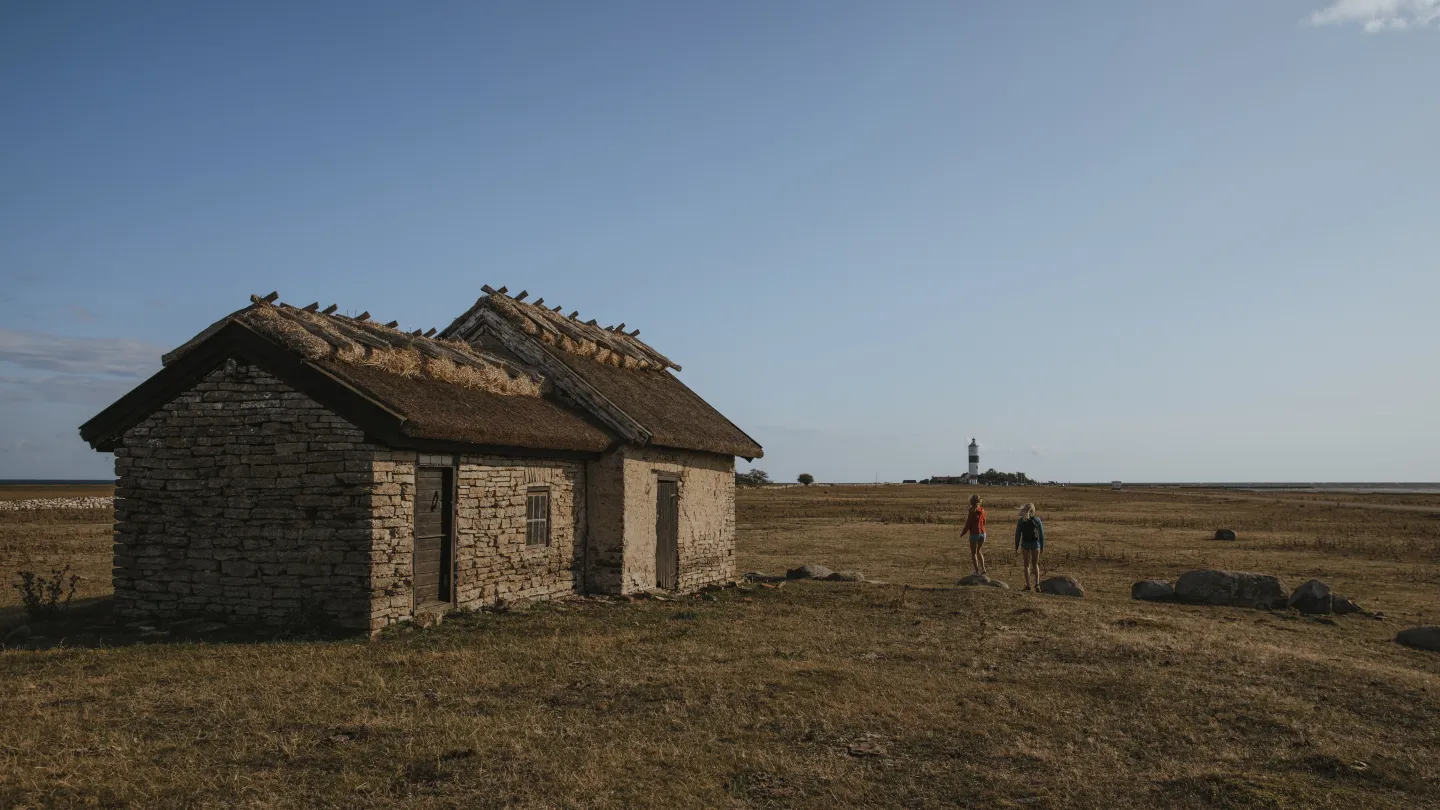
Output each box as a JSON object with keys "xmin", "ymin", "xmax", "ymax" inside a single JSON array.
[{"xmin": 0, "ymin": 497, "xmax": 115, "ymax": 511}]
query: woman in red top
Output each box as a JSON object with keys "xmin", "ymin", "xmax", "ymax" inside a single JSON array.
[{"xmin": 961, "ymin": 494, "xmax": 987, "ymax": 575}]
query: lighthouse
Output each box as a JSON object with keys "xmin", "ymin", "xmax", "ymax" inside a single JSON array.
[{"xmin": 968, "ymin": 438, "xmax": 980, "ymax": 482}]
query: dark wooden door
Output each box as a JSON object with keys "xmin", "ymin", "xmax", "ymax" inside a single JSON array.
[
  {"xmin": 655, "ymin": 480, "xmax": 679, "ymax": 590},
  {"xmin": 413, "ymin": 467, "xmax": 453, "ymax": 606}
]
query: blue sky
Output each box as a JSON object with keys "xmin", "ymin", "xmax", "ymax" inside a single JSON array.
[{"xmin": 1, "ymin": 1, "xmax": 1436, "ymax": 482}]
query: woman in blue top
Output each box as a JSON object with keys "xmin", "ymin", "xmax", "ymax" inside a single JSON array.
[{"xmin": 1015, "ymin": 503, "xmax": 1045, "ymax": 591}]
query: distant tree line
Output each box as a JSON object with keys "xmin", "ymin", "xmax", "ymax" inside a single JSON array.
[
  {"xmin": 735, "ymin": 469, "xmax": 771, "ymax": 488},
  {"xmin": 976, "ymin": 468, "xmax": 1035, "ymax": 485},
  {"xmin": 921, "ymin": 468, "xmax": 1036, "ymax": 486}
]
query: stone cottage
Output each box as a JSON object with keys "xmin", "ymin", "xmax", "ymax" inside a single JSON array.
[{"xmin": 80, "ymin": 286, "xmax": 762, "ymax": 634}]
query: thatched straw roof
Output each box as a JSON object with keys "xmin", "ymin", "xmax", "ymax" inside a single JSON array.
[
  {"xmin": 86, "ymin": 288, "xmax": 761, "ymax": 460},
  {"xmin": 84, "ymin": 292, "xmax": 614, "ymax": 454},
  {"xmin": 167, "ymin": 294, "xmax": 542, "ymax": 397},
  {"xmin": 441, "ymin": 286, "xmax": 679, "ymax": 372},
  {"xmin": 440, "ymin": 287, "xmax": 763, "ymax": 460}
]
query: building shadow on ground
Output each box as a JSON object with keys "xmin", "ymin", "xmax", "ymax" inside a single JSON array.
[{"xmin": 1, "ymin": 597, "xmax": 360, "ymax": 650}]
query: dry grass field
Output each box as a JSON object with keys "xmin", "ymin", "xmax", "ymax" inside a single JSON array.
[{"xmin": 2, "ymin": 483, "xmax": 1438, "ymax": 809}]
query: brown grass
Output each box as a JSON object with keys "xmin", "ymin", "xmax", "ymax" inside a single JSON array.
[{"xmin": 1, "ymin": 484, "xmax": 1437, "ymax": 809}]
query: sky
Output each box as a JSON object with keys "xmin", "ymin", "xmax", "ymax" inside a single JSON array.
[{"xmin": 1, "ymin": 0, "xmax": 1437, "ymax": 484}]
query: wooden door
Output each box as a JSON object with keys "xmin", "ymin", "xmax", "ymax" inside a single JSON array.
[
  {"xmin": 413, "ymin": 467, "xmax": 453, "ymax": 606},
  {"xmin": 655, "ymin": 480, "xmax": 679, "ymax": 590}
]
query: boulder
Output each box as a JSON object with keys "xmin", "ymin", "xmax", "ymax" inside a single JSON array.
[
  {"xmin": 1287, "ymin": 579, "xmax": 1334, "ymax": 615},
  {"xmin": 1131, "ymin": 580, "xmax": 1176, "ymax": 602},
  {"xmin": 824, "ymin": 571, "xmax": 866, "ymax": 582},
  {"xmin": 956, "ymin": 573, "xmax": 1010, "ymax": 589},
  {"xmin": 1038, "ymin": 575, "xmax": 1085, "ymax": 598},
  {"xmin": 1396, "ymin": 626, "xmax": 1440, "ymax": 652},
  {"xmin": 786, "ymin": 563, "xmax": 834, "ymax": 580},
  {"xmin": 1174, "ymin": 569, "xmax": 1288, "ymax": 609},
  {"xmin": 742, "ymin": 572, "xmax": 784, "ymax": 583},
  {"xmin": 1214, "ymin": 529, "xmax": 1238, "ymax": 541}
]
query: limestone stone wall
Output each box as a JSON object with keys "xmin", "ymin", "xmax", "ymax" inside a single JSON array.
[
  {"xmin": 367, "ymin": 450, "xmax": 416, "ymax": 631},
  {"xmin": 454, "ymin": 456, "xmax": 585, "ymax": 607},
  {"xmin": 585, "ymin": 446, "xmax": 736, "ymax": 594},
  {"xmin": 112, "ymin": 361, "xmax": 381, "ymax": 632},
  {"xmin": 108, "ymin": 357, "xmax": 732, "ymax": 630},
  {"xmin": 366, "ymin": 453, "xmax": 587, "ymax": 626},
  {"xmin": 583, "ymin": 451, "xmax": 626, "ymax": 594}
]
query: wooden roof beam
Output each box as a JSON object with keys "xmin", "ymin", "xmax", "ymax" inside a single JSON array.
[
  {"xmin": 302, "ymin": 302, "xmax": 320, "ymax": 312},
  {"xmin": 322, "ymin": 304, "xmax": 338, "ymax": 315},
  {"xmin": 514, "ymin": 290, "xmax": 528, "ymax": 301}
]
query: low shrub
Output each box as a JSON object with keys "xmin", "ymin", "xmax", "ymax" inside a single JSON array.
[{"xmin": 13, "ymin": 565, "xmax": 80, "ymax": 620}]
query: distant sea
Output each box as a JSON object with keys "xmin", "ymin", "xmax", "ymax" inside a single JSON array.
[
  {"xmin": 1102, "ymin": 482, "xmax": 1440, "ymax": 494},
  {"xmin": 0, "ymin": 479, "xmax": 113, "ymax": 485}
]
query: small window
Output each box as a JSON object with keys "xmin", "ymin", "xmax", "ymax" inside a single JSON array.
[{"xmin": 525, "ymin": 489, "xmax": 550, "ymax": 547}]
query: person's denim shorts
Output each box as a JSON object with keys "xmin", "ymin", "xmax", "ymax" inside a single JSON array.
[{"xmin": 969, "ymin": 533, "xmax": 986, "ymax": 544}]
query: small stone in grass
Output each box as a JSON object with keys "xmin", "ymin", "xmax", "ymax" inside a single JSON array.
[
  {"xmin": 1131, "ymin": 580, "xmax": 1176, "ymax": 602},
  {"xmin": 1038, "ymin": 575, "xmax": 1085, "ymax": 598},
  {"xmin": 956, "ymin": 573, "xmax": 1010, "ymax": 589},
  {"xmin": 1396, "ymin": 626, "xmax": 1440, "ymax": 652}
]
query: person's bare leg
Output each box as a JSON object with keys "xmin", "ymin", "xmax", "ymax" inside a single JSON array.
[
  {"xmin": 977, "ymin": 545, "xmax": 987, "ymax": 575},
  {"xmin": 969, "ymin": 541, "xmax": 980, "ymax": 575},
  {"xmin": 1033, "ymin": 551, "xmax": 1042, "ymax": 586},
  {"xmin": 1022, "ymin": 549, "xmax": 1034, "ymax": 589}
]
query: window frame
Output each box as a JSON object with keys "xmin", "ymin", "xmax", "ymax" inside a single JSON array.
[{"xmin": 525, "ymin": 487, "xmax": 551, "ymax": 547}]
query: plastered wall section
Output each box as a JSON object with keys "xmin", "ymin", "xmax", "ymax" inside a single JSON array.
[
  {"xmin": 586, "ymin": 445, "xmax": 735, "ymax": 594},
  {"xmin": 368, "ymin": 453, "xmax": 587, "ymax": 631},
  {"xmin": 112, "ymin": 362, "xmax": 382, "ymax": 632}
]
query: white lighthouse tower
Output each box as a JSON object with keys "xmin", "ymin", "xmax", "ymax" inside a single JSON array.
[{"xmin": 968, "ymin": 438, "xmax": 980, "ymax": 483}]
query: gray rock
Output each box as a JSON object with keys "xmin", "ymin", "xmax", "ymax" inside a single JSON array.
[
  {"xmin": 786, "ymin": 563, "xmax": 834, "ymax": 580},
  {"xmin": 1038, "ymin": 575, "xmax": 1084, "ymax": 598},
  {"xmin": 1131, "ymin": 580, "xmax": 1176, "ymax": 602},
  {"xmin": 1287, "ymin": 579, "xmax": 1334, "ymax": 614},
  {"xmin": 1214, "ymin": 529, "xmax": 1238, "ymax": 541},
  {"xmin": 824, "ymin": 571, "xmax": 866, "ymax": 582},
  {"xmin": 742, "ymin": 571, "xmax": 782, "ymax": 583},
  {"xmin": 1174, "ymin": 569, "xmax": 1288, "ymax": 609},
  {"xmin": 956, "ymin": 573, "xmax": 1010, "ymax": 589},
  {"xmin": 1332, "ymin": 596, "xmax": 1366, "ymax": 615},
  {"xmin": 1396, "ymin": 626, "xmax": 1440, "ymax": 652}
]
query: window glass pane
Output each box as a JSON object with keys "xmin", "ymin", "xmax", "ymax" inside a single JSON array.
[{"xmin": 525, "ymin": 490, "xmax": 549, "ymax": 546}]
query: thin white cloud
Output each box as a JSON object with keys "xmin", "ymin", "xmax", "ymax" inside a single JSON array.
[
  {"xmin": 0, "ymin": 375, "xmax": 138, "ymax": 406},
  {"xmin": 1310, "ymin": 0, "xmax": 1440, "ymax": 31},
  {"xmin": 0, "ymin": 328, "xmax": 163, "ymax": 377}
]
